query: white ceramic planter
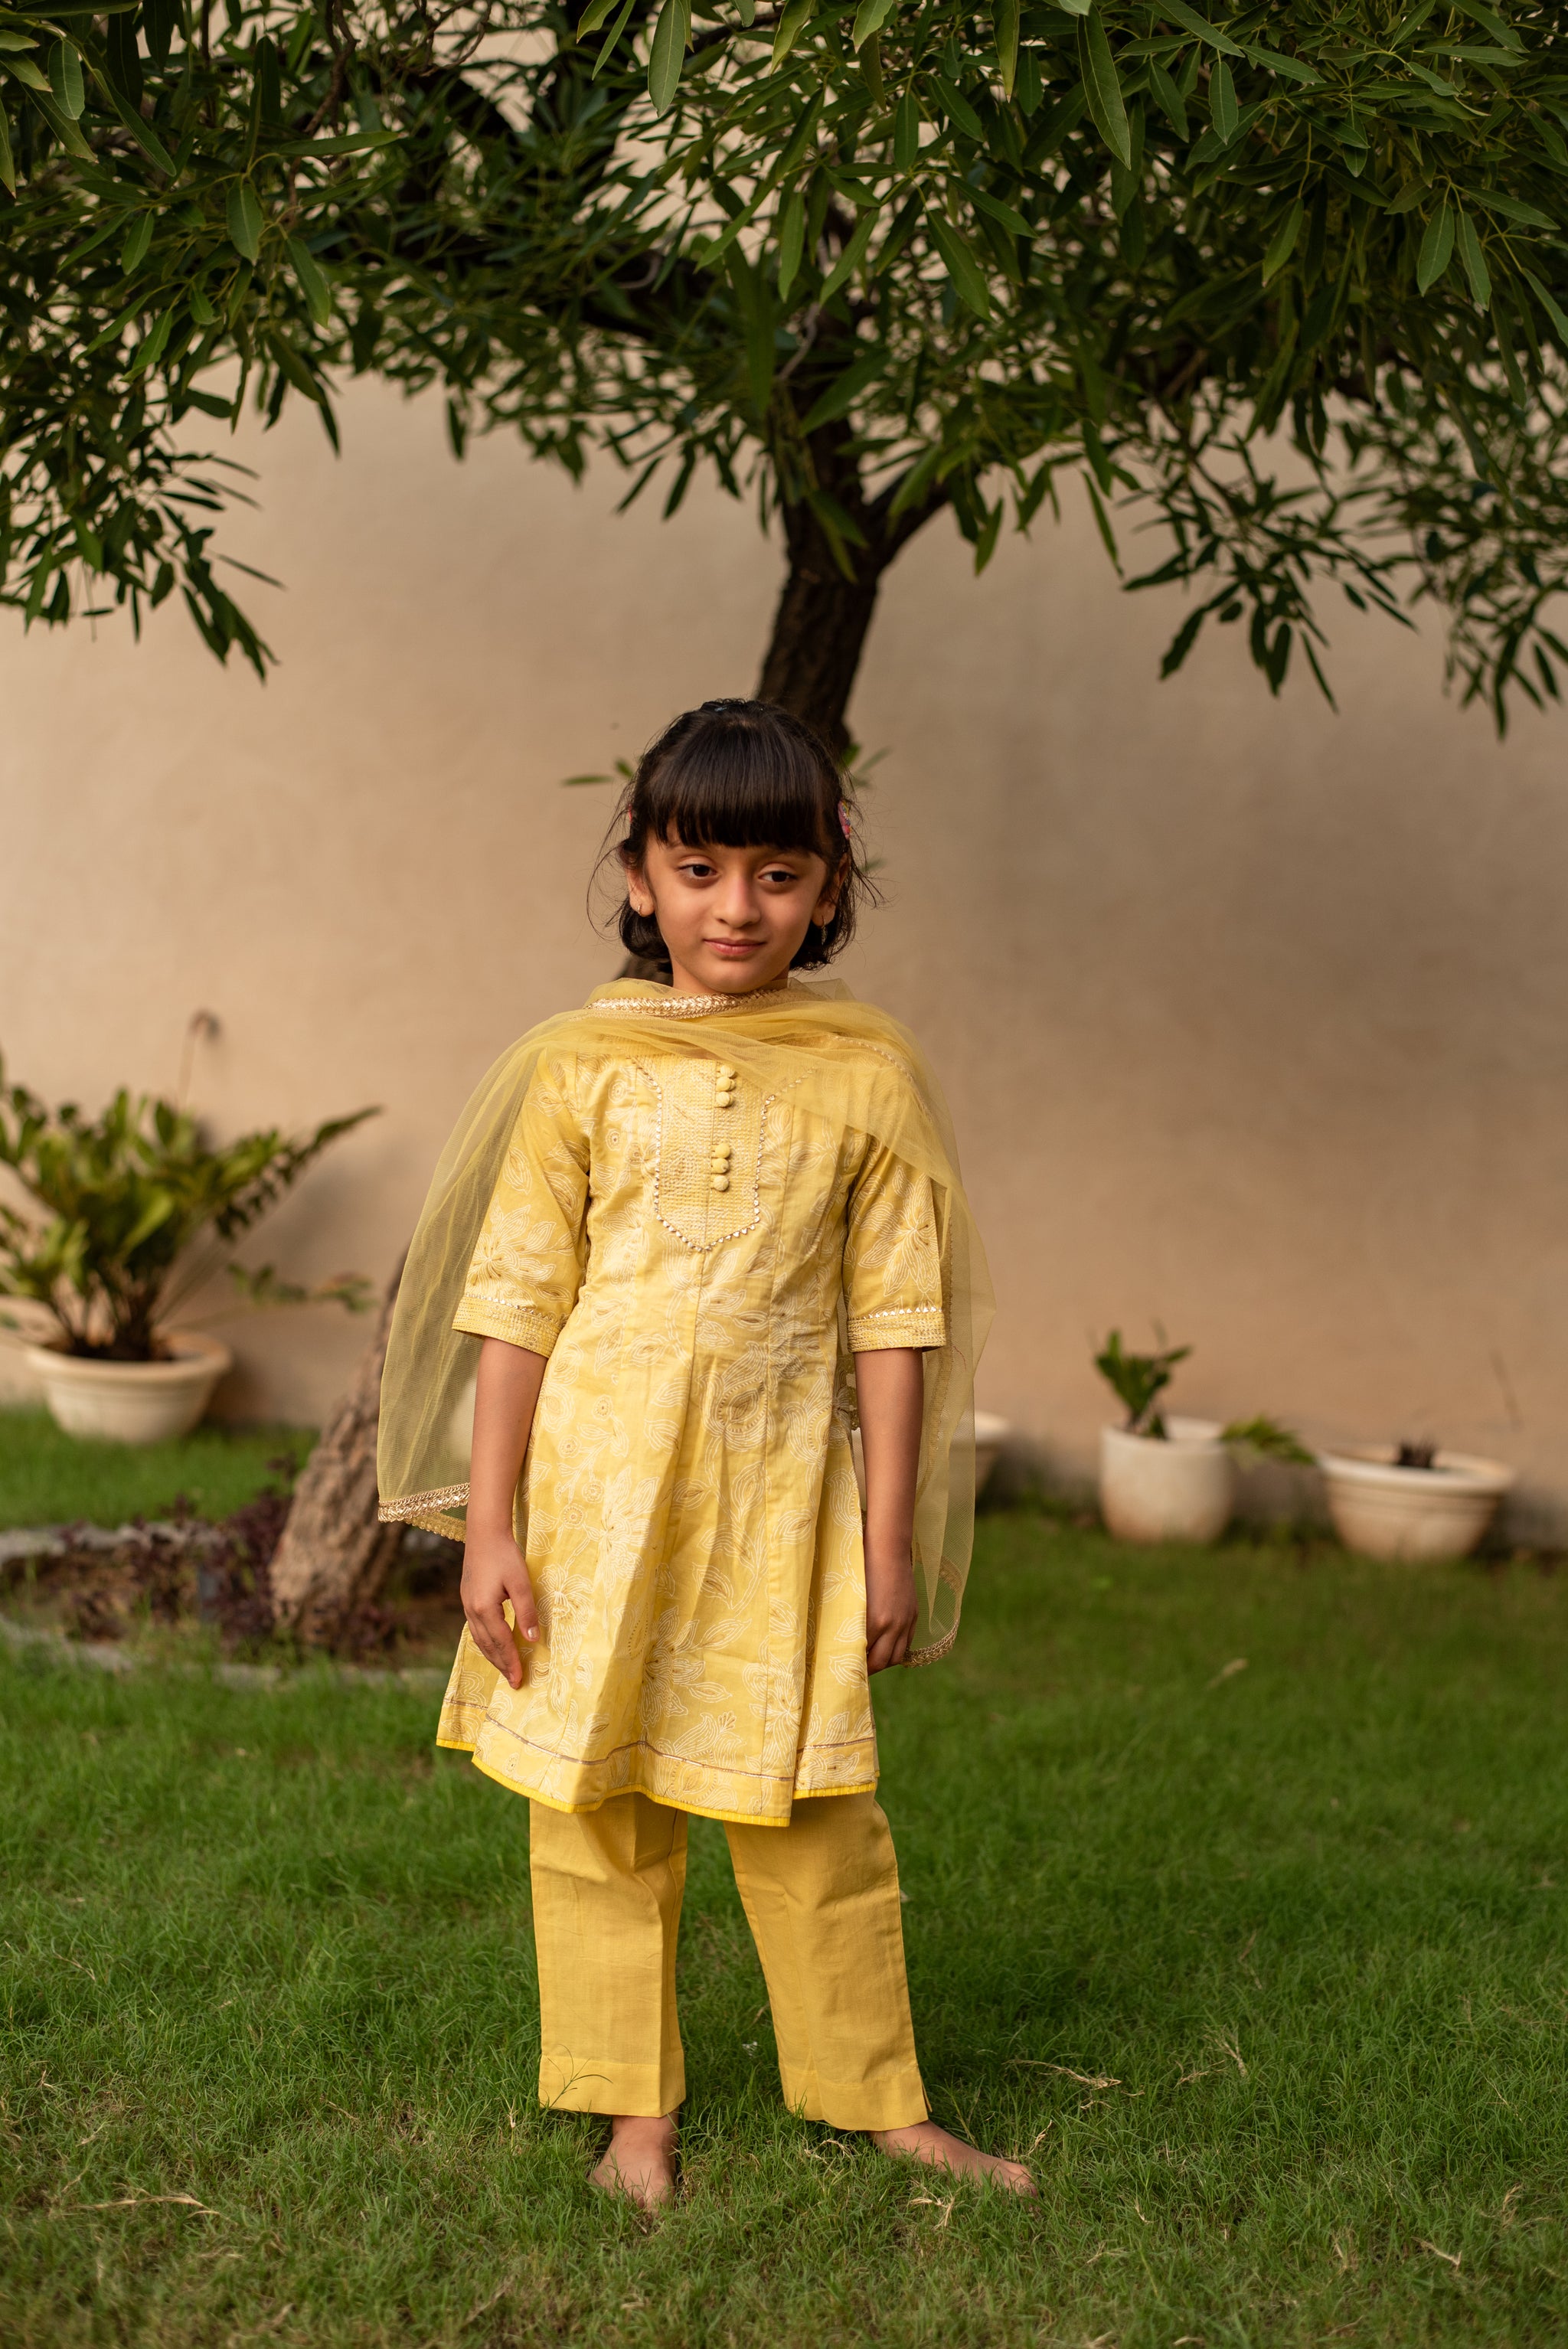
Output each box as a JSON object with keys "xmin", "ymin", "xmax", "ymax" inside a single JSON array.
[
  {"xmin": 1320, "ymin": 1447, "xmax": 1514, "ymax": 1563},
  {"xmin": 24, "ymin": 1331, "xmax": 233, "ymax": 1445},
  {"xmin": 1099, "ymin": 1415, "xmax": 1237, "ymax": 1546}
]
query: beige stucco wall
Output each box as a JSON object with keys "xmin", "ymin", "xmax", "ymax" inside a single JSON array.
[{"xmin": 4, "ymin": 378, "xmax": 1566, "ymax": 1527}]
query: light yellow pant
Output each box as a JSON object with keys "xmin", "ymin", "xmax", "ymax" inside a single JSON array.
[{"xmin": 528, "ymin": 1790, "xmax": 928, "ymax": 2132}]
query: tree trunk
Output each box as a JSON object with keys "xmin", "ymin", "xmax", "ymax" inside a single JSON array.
[
  {"xmin": 756, "ymin": 499, "xmax": 885, "ymax": 758},
  {"xmin": 268, "ymin": 1257, "xmax": 407, "ymax": 1644}
]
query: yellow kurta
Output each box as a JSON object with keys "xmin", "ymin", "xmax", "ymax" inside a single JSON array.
[{"xmin": 436, "ymin": 1014, "xmax": 946, "ymax": 1825}]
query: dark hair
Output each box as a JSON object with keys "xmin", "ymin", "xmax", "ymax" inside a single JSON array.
[{"xmin": 601, "ymin": 699, "xmax": 876, "ymax": 970}]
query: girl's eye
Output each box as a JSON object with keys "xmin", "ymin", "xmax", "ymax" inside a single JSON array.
[{"xmin": 761, "ymin": 866, "xmax": 800, "ymax": 885}]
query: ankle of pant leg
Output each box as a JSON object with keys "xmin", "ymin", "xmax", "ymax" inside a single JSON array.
[
  {"xmin": 539, "ymin": 2050, "xmax": 686, "ymax": 2117},
  {"xmin": 780, "ymin": 2067, "xmax": 928, "ymax": 2132}
]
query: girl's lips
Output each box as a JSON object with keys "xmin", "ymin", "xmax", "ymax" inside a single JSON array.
[{"xmin": 707, "ymin": 939, "xmax": 762, "ymax": 957}]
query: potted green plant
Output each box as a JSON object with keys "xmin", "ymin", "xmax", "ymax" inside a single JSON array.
[
  {"xmin": 1318, "ymin": 1439, "xmax": 1514, "ymax": 1561},
  {"xmin": 0, "ymin": 1060, "xmax": 377, "ymax": 1444},
  {"xmin": 1093, "ymin": 1331, "xmax": 1312, "ymax": 1545}
]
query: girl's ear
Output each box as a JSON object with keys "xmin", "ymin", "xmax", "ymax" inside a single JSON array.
[
  {"xmin": 812, "ymin": 853, "xmax": 848, "ymax": 926},
  {"xmin": 625, "ymin": 859, "xmax": 655, "ymax": 918}
]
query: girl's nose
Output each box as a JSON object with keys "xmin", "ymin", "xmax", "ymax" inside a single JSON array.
[{"xmin": 717, "ymin": 877, "xmax": 761, "ymax": 926}]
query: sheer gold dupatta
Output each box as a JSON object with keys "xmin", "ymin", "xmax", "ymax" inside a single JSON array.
[{"xmin": 376, "ymin": 979, "xmax": 992, "ymax": 1665}]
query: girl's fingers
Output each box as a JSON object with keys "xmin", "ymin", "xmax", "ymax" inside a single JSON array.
[
  {"xmin": 506, "ymin": 1571, "xmax": 540, "ymax": 1642},
  {"xmin": 469, "ymin": 1605, "xmax": 524, "ymax": 1689}
]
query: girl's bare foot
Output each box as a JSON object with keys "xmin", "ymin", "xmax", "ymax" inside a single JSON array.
[
  {"xmin": 590, "ymin": 2114, "xmax": 678, "ymax": 2210},
  {"xmin": 871, "ymin": 2120, "xmax": 1037, "ymax": 2196}
]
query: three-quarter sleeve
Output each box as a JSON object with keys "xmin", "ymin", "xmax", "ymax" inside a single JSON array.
[
  {"xmin": 843, "ymin": 1139, "xmax": 947, "ymax": 1352},
  {"xmin": 452, "ymin": 1053, "xmax": 589, "ymax": 1356}
]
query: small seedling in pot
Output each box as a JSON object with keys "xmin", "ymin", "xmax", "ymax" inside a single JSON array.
[{"xmin": 1093, "ymin": 1330, "xmax": 1191, "ymax": 1439}]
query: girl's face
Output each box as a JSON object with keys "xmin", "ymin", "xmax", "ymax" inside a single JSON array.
[{"xmin": 626, "ymin": 835, "xmax": 842, "ymax": 996}]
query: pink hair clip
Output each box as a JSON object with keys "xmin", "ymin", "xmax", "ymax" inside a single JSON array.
[{"xmin": 838, "ymin": 799, "xmax": 853, "ymax": 839}]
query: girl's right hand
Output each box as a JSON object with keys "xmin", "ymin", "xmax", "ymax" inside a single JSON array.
[{"xmin": 460, "ymin": 1529, "xmax": 540, "ymax": 1690}]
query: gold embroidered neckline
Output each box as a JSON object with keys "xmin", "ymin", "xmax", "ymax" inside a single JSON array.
[{"xmin": 593, "ymin": 987, "xmax": 795, "ymax": 1020}]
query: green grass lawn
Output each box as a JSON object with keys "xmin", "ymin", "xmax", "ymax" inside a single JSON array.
[
  {"xmin": 5, "ymin": 1514, "xmax": 1568, "ymax": 2348},
  {"xmin": 0, "ymin": 1409, "xmax": 313, "ymax": 1531}
]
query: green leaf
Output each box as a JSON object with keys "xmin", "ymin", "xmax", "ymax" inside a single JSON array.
[
  {"xmin": 931, "ymin": 73, "xmax": 982, "ymax": 140},
  {"xmin": 993, "ymin": 0, "xmax": 1019, "ymax": 98},
  {"xmin": 591, "ymin": 0, "xmax": 635, "ymax": 74},
  {"xmin": 0, "ymin": 34, "xmax": 39, "ymax": 51},
  {"xmin": 1455, "ymin": 206, "xmax": 1490, "ymax": 307},
  {"xmin": 818, "ymin": 204, "xmax": 877, "ymax": 301},
  {"xmin": 1449, "ymin": 0, "xmax": 1521, "ymax": 50},
  {"xmin": 801, "ymin": 347, "xmax": 885, "ymax": 431},
  {"xmin": 648, "ymin": 0, "xmax": 690, "ymax": 113},
  {"xmin": 288, "ymin": 236, "xmax": 332, "ymax": 328},
  {"xmin": 1242, "ymin": 44, "xmax": 1319, "ymax": 85},
  {"xmin": 1054, "ymin": 0, "xmax": 1091, "ymax": 16},
  {"xmin": 776, "ymin": 188, "xmax": 805, "ymax": 298},
  {"xmin": 119, "ymin": 211, "xmax": 153, "ymax": 273},
  {"xmin": 893, "ymin": 89, "xmax": 920, "ymax": 170},
  {"xmin": 927, "ymin": 210, "xmax": 993, "ymax": 319},
  {"xmin": 1261, "ymin": 197, "xmax": 1302, "ymax": 282},
  {"xmin": 93, "ymin": 68, "xmax": 175, "ymax": 172},
  {"xmin": 1147, "ymin": 58, "xmax": 1187, "ymax": 138},
  {"xmin": 1076, "ymin": 14, "xmax": 1132, "ymax": 170},
  {"xmin": 127, "ymin": 307, "xmax": 174, "ymax": 376},
  {"xmin": 576, "ymin": 0, "xmax": 620, "ymax": 34},
  {"xmin": 6, "ymin": 54, "xmax": 49, "ymax": 89},
  {"xmin": 1521, "ymin": 265, "xmax": 1568, "ymax": 349},
  {"xmin": 770, "ymin": 0, "xmax": 815, "ymax": 68},
  {"xmin": 888, "ymin": 441, "xmax": 946, "ymax": 520},
  {"xmin": 227, "ymin": 181, "xmax": 263, "ymax": 263},
  {"xmin": 1416, "ymin": 198, "xmax": 1453, "ymax": 293},
  {"xmin": 1208, "ymin": 55, "xmax": 1237, "ymax": 144},
  {"xmin": 28, "ymin": 86, "xmax": 91, "ymax": 157},
  {"xmin": 268, "ymin": 324, "xmax": 327, "ymax": 403},
  {"xmin": 1465, "ymin": 188, "xmax": 1556, "ymax": 232},
  {"xmin": 273, "ymin": 129, "xmax": 403, "ymax": 155},
  {"xmin": 851, "ymin": 0, "xmax": 897, "ymax": 47},
  {"xmin": 1158, "ymin": 0, "xmax": 1243, "ymax": 57},
  {"xmin": 973, "ymin": 499, "xmax": 1003, "ymax": 573},
  {"xmin": 48, "ymin": 37, "xmax": 83, "ymax": 116},
  {"xmin": 972, "ymin": 186, "xmax": 1031, "ymax": 239},
  {"xmin": 0, "ymin": 101, "xmax": 12, "ymax": 195}
]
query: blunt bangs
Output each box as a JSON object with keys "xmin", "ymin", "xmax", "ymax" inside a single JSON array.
[{"xmin": 646, "ymin": 719, "xmax": 838, "ymax": 864}]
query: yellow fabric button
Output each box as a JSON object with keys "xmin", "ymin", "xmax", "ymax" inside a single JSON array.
[
  {"xmin": 711, "ymin": 1174, "xmax": 730, "ymax": 1191},
  {"xmin": 717, "ymin": 1065, "xmax": 736, "ymax": 1080},
  {"xmin": 710, "ymin": 1158, "xmax": 731, "ymax": 1172},
  {"xmin": 716, "ymin": 1093, "xmax": 734, "ymax": 1109}
]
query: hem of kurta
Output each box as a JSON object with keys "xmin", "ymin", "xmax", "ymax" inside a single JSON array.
[{"xmin": 439, "ymin": 1736, "xmax": 877, "ymax": 1828}]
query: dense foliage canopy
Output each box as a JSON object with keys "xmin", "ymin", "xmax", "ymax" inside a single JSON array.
[{"xmin": 5, "ymin": 0, "xmax": 1568, "ymax": 724}]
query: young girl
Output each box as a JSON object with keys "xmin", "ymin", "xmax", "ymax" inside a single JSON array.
[{"xmin": 377, "ymin": 699, "xmax": 1032, "ymax": 2209}]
